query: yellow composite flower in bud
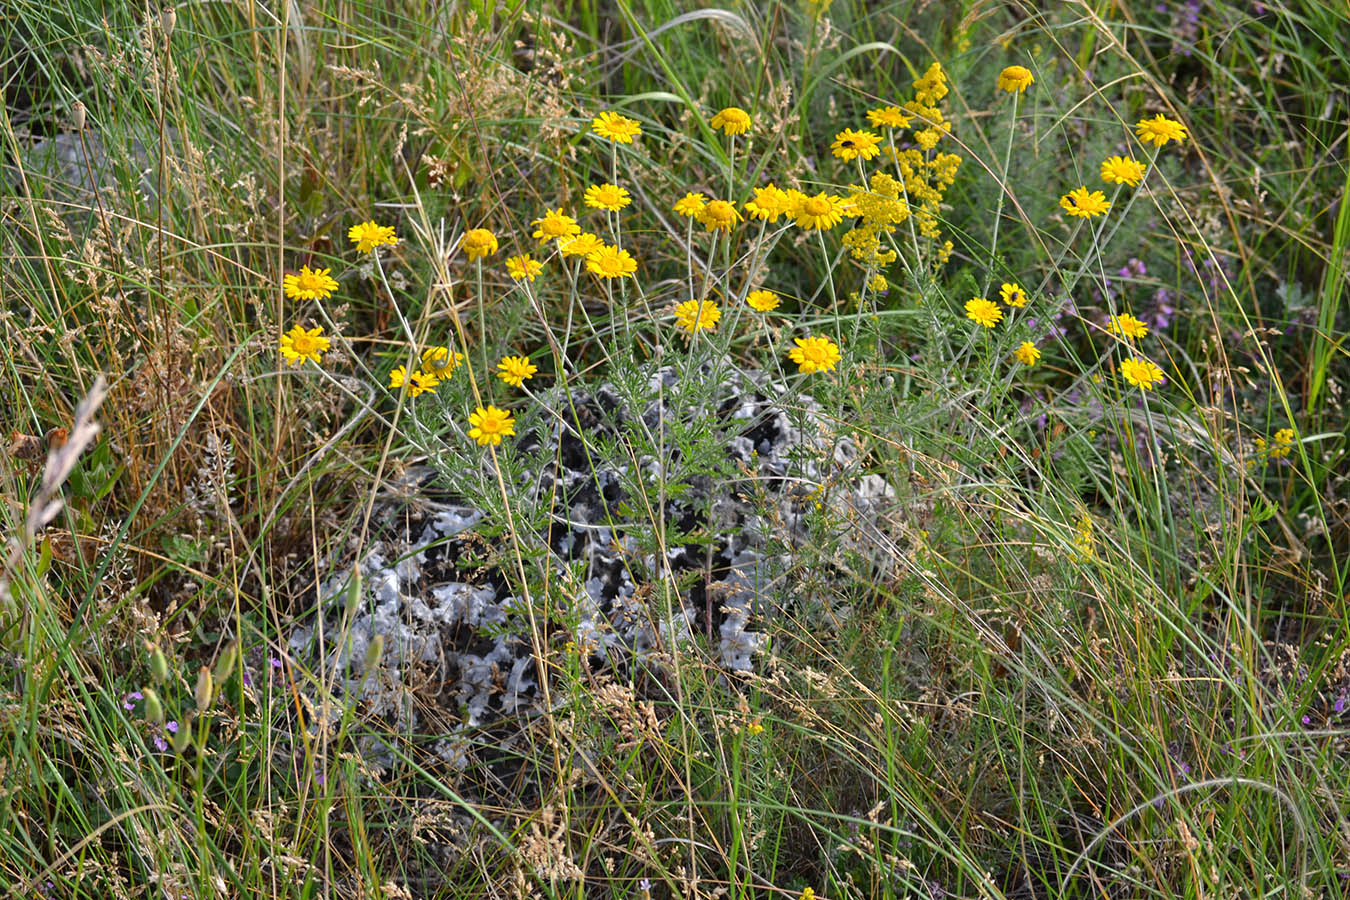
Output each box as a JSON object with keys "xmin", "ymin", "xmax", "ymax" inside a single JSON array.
[
  {"xmin": 1134, "ymin": 114, "xmax": 1188, "ymax": 148},
  {"xmin": 1000, "ymin": 282, "xmax": 1028, "ymax": 308},
  {"xmin": 709, "ymin": 106, "xmax": 752, "ymax": 136},
  {"xmin": 531, "ymin": 208, "xmax": 581, "ymax": 245},
  {"xmin": 1060, "ymin": 187, "xmax": 1111, "ymax": 218},
  {"xmin": 505, "ymin": 254, "xmax": 544, "ymax": 281},
  {"xmin": 348, "ymin": 220, "xmax": 398, "ymax": 253},
  {"xmin": 584, "ymin": 183, "xmax": 632, "ymax": 211},
  {"xmin": 965, "ymin": 297, "xmax": 1003, "ymax": 328},
  {"xmin": 788, "ymin": 335, "xmax": 842, "ymax": 374},
  {"xmin": 279, "ymin": 324, "xmax": 330, "ymax": 366},
  {"xmin": 1100, "ymin": 156, "xmax": 1148, "ymax": 187},
  {"xmin": 673, "ymin": 192, "xmax": 707, "ymax": 218},
  {"xmin": 1120, "ymin": 356, "xmax": 1165, "ymax": 390},
  {"xmin": 673, "ymin": 299, "xmax": 722, "ymax": 333},
  {"xmin": 866, "ymin": 106, "xmax": 912, "ymax": 129},
  {"xmin": 996, "ymin": 65, "xmax": 1034, "ymax": 93},
  {"xmin": 696, "ymin": 199, "xmax": 741, "ymax": 232},
  {"xmin": 744, "ymin": 183, "xmax": 792, "ymax": 222},
  {"xmin": 420, "ymin": 346, "xmax": 463, "ymax": 378},
  {"xmin": 830, "ymin": 128, "xmax": 882, "ymax": 162},
  {"xmin": 1013, "ymin": 341, "xmax": 1041, "ymax": 366},
  {"xmin": 585, "ymin": 244, "xmax": 638, "ymax": 279},
  {"xmin": 790, "ymin": 191, "xmax": 850, "ymax": 230},
  {"xmin": 467, "ymin": 405, "xmax": 515, "ymax": 447},
  {"xmin": 558, "ymin": 232, "xmax": 605, "ymax": 258},
  {"xmin": 462, "ymin": 228, "xmax": 499, "ymax": 261},
  {"xmin": 388, "ymin": 365, "xmax": 439, "ymax": 397},
  {"xmin": 591, "ymin": 111, "xmax": 642, "ymax": 143},
  {"xmin": 1108, "ymin": 313, "xmax": 1150, "ymax": 340},
  {"xmin": 283, "ymin": 265, "xmax": 339, "ymax": 301},
  {"xmin": 496, "ymin": 355, "xmax": 538, "ymax": 388},
  {"xmin": 746, "ymin": 289, "xmax": 781, "ymax": 312}
]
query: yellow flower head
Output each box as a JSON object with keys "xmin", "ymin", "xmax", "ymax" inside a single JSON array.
[
  {"xmin": 788, "ymin": 335, "xmax": 842, "ymax": 374},
  {"xmin": 965, "ymin": 297, "xmax": 1003, "ymax": 328},
  {"xmin": 996, "ymin": 65, "xmax": 1034, "ymax": 94},
  {"xmin": 1135, "ymin": 114, "xmax": 1188, "ymax": 148},
  {"xmin": 591, "ymin": 111, "xmax": 642, "ymax": 143},
  {"xmin": 584, "ymin": 183, "xmax": 632, "ymax": 211},
  {"xmin": 1000, "ymin": 282, "xmax": 1028, "ymax": 308},
  {"xmin": 558, "ymin": 232, "xmax": 605, "ymax": 258},
  {"xmin": 496, "ymin": 355, "xmax": 538, "ymax": 388},
  {"xmin": 1060, "ymin": 187, "xmax": 1111, "ymax": 218},
  {"xmin": 744, "ymin": 183, "xmax": 792, "ymax": 222},
  {"xmin": 421, "ymin": 346, "xmax": 464, "ymax": 378},
  {"xmin": 696, "ymin": 199, "xmax": 741, "ymax": 232},
  {"xmin": 914, "ymin": 62, "xmax": 948, "ymax": 104},
  {"xmin": 279, "ymin": 324, "xmax": 330, "ymax": 366},
  {"xmin": 673, "ymin": 299, "xmax": 721, "ymax": 333},
  {"xmin": 674, "ymin": 192, "xmax": 708, "ymax": 218},
  {"xmin": 467, "ymin": 405, "xmax": 515, "ymax": 447},
  {"xmin": 710, "ymin": 106, "xmax": 752, "ymax": 136},
  {"xmin": 462, "ymin": 228, "xmax": 499, "ymax": 261},
  {"xmin": 747, "ymin": 289, "xmax": 781, "ymax": 312},
  {"xmin": 283, "ymin": 265, "xmax": 339, "ymax": 301},
  {"xmin": 831, "ymin": 128, "xmax": 883, "ymax": 162},
  {"xmin": 1120, "ymin": 356, "xmax": 1165, "ymax": 390},
  {"xmin": 348, "ymin": 221, "xmax": 398, "ymax": 254},
  {"xmin": 790, "ymin": 191, "xmax": 850, "ymax": 230},
  {"xmin": 531, "ymin": 208, "xmax": 581, "ymax": 245},
  {"xmin": 1108, "ymin": 313, "xmax": 1150, "ymax": 340},
  {"xmin": 868, "ymin": 273, "xmax": 888, "ymax": 292},
  {"xmin": 1100, "ymin": 156, "xmax": 1147, "ymax": 187},
  {"xmin": 1268, "ymin": 427, "xmax": 1296, "ymax": 459},
  {"xmin": 867, "ymin": 106, "xmax": 912, "ymax": 129},
  {"xmin": 1013, "ymin": 341, "xmax": 1041, "ymax": 366},
  {"xmin": 505, "ymin": 254, "xmax": 544, "ymax": 281},
  {"xmin": 585, "ymin": 244, "xmax": 637, "ymax": 279},
  {"xmin": 388, "ymin": 365, "xmax": 438, "ymax": 397}
]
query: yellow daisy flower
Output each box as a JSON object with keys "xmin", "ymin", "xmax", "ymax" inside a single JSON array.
[
  {"xmin": 831, "ymin": 128, "xmax": 882, "ymax": 162},
  {"xmin": 348, "ymin": 221, "xmax": 398, "ymax": 253},
  {"xmin": 1060, "ymin": 187, "xmax": 1111, "ymax": 218},
  {"xmin": 1013, "ymin": 341, "xmax": 1041, "ymax": 366},
  {"xmin": 505, "ymin": 254, "xmax": 544, "ymax": 281},
  {"xmin": 1100, "ymin": 156, "xmax": 1147, "ymax": 187},
  {"xmin": 279, "ymin": 324, "xmax": 330, "ymax": 366},
  {"xmin": 283, "ymin": 265, "xmax": 339, "ymax": 301},
  {"xmin": 673, "ymin": 192, "xmax": 708, "ymax": 218},
  {"xmin": 744, "ymin": 183, "xmax": 792, "ymax": 221},
  {"xmin": 1134, "ymin": 114, "xmax": 1188, "ymax": 148},
  {"xmin": 558, "ymin": 232, "xmax": 605, "ymax": 258},
  {"xmin": 709, "ymin": 107, "xmax": 752, "ymax": 136},
  {"xmin": 1108, "ymin": 313, "xmax": 1150, "ymax": 340},
  {"xmin": 1120, "ymin": 356, "xmax": 1165, "ymax": 389},
  {"xmin": 746, "ymin": 289, "xmax": 781, "ymax": 312},
  {"xmin": 673, "ymin": 299, "xmax": 721, "ymax": 333},
  {"xmin": 996, "ymin": 65, "xmax": 1034, "ymax": 93},
  {"xmin": 585, "ymin": 244, "xmax": 637, "ymax": 279},
  {"xmin": 1000, "ymin": 282, "xmax": 1028, "ymax": 307},
  {"xmin": 468, "ymin": 405, "xmax": 515, "ymax": 447},
  {"xmin": 531, "ymin": 208, "xmax": 581, "ymax": 245},
  {"xmin": 389, "ymin": 365, "xmax": 439, "ymax": 397},
  {"xmin": 584, "ymin": 183, "xmax": 632, "ymax": 211},
  {"xmin": 462, "ymin": 228, "xmax": 499, "ymax": 261},
  {"xmin": 496, "ymin": 355, "xmax": 538, "ymax": 388},
  {"xmin": 790, "ymin": 191, "xmax": 850, "ymax": 230},
  {"xmin": 866, "ymin": 106, "xmax": 912, "ymax": 129},
  {"xmin": 696, "ymin": 199, "xmax": 741, "ymax": 232},
  {"xmin": 421, "ymin": 346, "xmax": 464, "ymax": 378},
  {"xmin": 591, "ymin": 111, "xmax": 642, "ymax": 143},
  {"xmin": 788, "ymin": 335, "xmax": 842, "ymax": 374},
  {"xmin": 965, "ymin": 297, "xmax": 1003, "ymax": 328}
]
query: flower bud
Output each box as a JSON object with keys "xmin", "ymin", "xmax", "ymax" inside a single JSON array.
[
  {"xmin": 172, "ymin": 715, "xmax": 193, "ymax": 753},
  {"xmin": 194, "ymin": 666, "xmax": 213, "ymax": 711},
  {"xmin": 71, "ymin": 101, "xmax": 86, "ymax": 132},
  {"xmin": 142, "ymin": 687, "xmax": 164, "ymax": 724},
  {"xmin": 363, "ymin": 634, "xmax": 384, "ymax": 672},
  {"xmin": 148, "ymin": 642, "xmax": 170, "ymax": 683},
  {"xmin": 342, "ymin": 571, "xmax": 363, "ymax": 621},
  {"xmin": 212, "ymin": 641, "xmax": 237, "ymax": 687},
  {"xmin": 160, "ymin": 5, "xmax": 177, "ymax": 40}
]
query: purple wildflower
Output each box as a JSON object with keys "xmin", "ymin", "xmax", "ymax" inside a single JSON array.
[{"xmin": 123, "ymin": 691, "xmax": 143, "ymax": 711}]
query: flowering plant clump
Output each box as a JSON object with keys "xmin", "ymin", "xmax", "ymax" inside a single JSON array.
[
  {"xmin": 279, "ymin": 325, "xmax": 330, "ymax": 366},
  {"xmin": 283, "ymin": 265, "xmax": 339, "ymax": 301},
  {"xmin": 788, "ymin": 336, "xmax": 841, "ymax": 374}
]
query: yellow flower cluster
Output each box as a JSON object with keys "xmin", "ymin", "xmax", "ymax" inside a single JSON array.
[{"xmin": 1253, "ymin": 427, "xmax": 1296, "ymax": 463}]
